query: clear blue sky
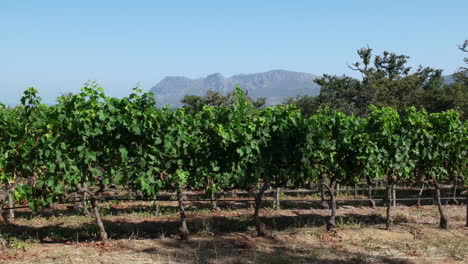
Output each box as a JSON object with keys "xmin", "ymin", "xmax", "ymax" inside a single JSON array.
[{"xmin": 1, "ymin": 0, "xmax": 467, "ymax": 104}]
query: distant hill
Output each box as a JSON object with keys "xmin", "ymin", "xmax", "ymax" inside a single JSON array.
[{"xmin": 150, "ymin": 70, "xmax": 321, "ymax": 107}]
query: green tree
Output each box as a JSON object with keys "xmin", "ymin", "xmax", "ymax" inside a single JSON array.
[
  {"xmin": 283, "ymin": 95, "xmax": 319, "ymax": 117},
  {"xmin": 453, "ymin": 39, "xmax": 468, "ymax": 86},
  {"xmin": 305, "ymin": 47, "xmax": 444, "ymax": 117},
  {"xmin": 181, "ymin": 89, "xmax": 266, "ymax": 113}
]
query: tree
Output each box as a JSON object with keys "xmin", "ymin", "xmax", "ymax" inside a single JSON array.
[
  {"xmin": 352, "ymin": 48, "xmax": 443, "ymax": 112},
  {"xmin": 453, "ymin": 39, "xmax": 468, "ymax": 86},
  {"xmin": 180, "ymin": 95, "xmax": 206, "ymax": 114},
  {"xmin": 314, "ymin": 75, "xmax": 365, "ymax": 116},
  {"xmin": 305, "ymin": 47, "xmax": 445, "ymax": 117},
  {"xmin": 422, "ymin": 83, "xmax": 468, "ymax": 120},
  {"xmin": 283, "ymin": 95, "xmax": 319, "ymax": 117},
  {"xmin": 181, "ymin": 89, "xmax": 266, "ymax": 113}
]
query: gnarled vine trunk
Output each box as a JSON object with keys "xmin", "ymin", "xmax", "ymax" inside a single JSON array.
[
  {"xmin": 6, "ymin": 189, "xmax": 14, "ymax": 222},
  {"xmin": 465, "ymin": 189, "xmax": 467, "ymax": 227},
  {"xmin": 250, "ymin": 183, "xmax": 270, "ymax": 236},
  {"xmin": 81, "ymin": 191, "xmax": 90, "ymax": 215},
  {"xmin": 152, "ymin": 196, "xmax": 160, "ymax": 216},
  {"xmin": 210, "ymin": 191, "xmax": 219, "ymax": 211},
  {"xmin": 385, "ymin": 181, "xmax": 394, "ymax": 230},
  {"xmin": 324, "ymin": 180, "xmax": 337, "ymax": 231},
  {"xmin": 320, "ymin": 176, "xmax": 329, "ymax": 209},
  {"xmin": 366, "ymin": 176, "xmax": 375, "ymax": 207},
  {"xmin": 177, "ymin": 189, "xmax": 190, "ymax": 240},
  {"xmin": 91, "ymin": 197, "xmax": 108, "ymax": 241},
  {"xmin": 433, "ymin": 181, "xmax": 448, "ymax": 229},
  {"xmin": 275, "ymin": 187, "xmax": 281, "ymax": 210},
  {"xmin": 0, "ymin": 195, "xmax": 5, "ymax": 222},
  {"xmin": 0, "ymin": 233, "xmax": 6, "ymax": 250},
  {"xmin": 417, "ymin": 183, "xmax": 425, "ymax": 206},
  {"xmin": 209, "ymin": 179, "xmax": 220, "ymax": 211},
  {"xmin": 81, "ymin": 183, "xmax": 92, "ymax": 216},
  {"xmin": 451, "ymin": 178, "xmax": 459, "ymax": 205}
]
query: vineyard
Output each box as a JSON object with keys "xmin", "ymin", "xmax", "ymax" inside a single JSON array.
[{"xmin": 0, "ymin": 84, "xmax": 467, "ymax": 262}]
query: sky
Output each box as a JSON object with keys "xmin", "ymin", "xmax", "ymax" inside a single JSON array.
[{"xmin": 0, "ymin": 0, "xmax": 467, "ymax": 105}]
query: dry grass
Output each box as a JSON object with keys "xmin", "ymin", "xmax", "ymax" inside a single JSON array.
[{"xmin": 0, "ymin": 200, "xmax": 466, "ymax": 263}]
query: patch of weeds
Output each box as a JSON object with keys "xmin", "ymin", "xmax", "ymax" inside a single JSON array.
[
  {"xmin": 8, "ymin": 237, "xmax": 37, "ymax": 251},
  {"xmin": 159, "ymin": 206, "xmax": 177, "ymax": 215},
  {"xmin": 197, "ymin": 208, "xmax": 213, "ymax": 214},
  {"xmin": 360, "ymin": 239, "xmax": 385, "ymax": 252},
  {"xmin": 336, "ymin": 216, "xmax": 361, "ymax": 229},
  {"xmin": 128, "ymin": 211, "xmax": 154, "ymax": 218},
  {"xmin": 223, "ymin": 205, "xmax": 234, "ymax": 211},
  {"xmin": 431, "ymin": 207, "xmax": 440, "ymax": 217},
  {"xmin": 394, "ymin": 212, "xmax": 408, "ymax": 224},
  {"xmin": 279, "ymin": 191, "xmax": 286, "ymax": 199},
  {"xmin": 201, "ymin": 217, "xmax": 214, "ymax": 236},
  {"xmin": 430, "ymin": 238, "xmax": 467, "ymax": 261},
  {"xmin": 46, "ymin": 231, "xmax": 64, "ymax": 241},
  {"xmin": 129, "ymin": 228, "xmax": 141, "ymax": 239},
  {"xmin": 307, "ymin": 228, "xmax": 323, "ymax": 236},
  {"xmin": 387, "ymin": 240, "xmax": 407, "ymax": 251},
  {"xmin": 158, "ymin": 228, "xmax": 167, "ymax": 239},
  {"xmin": 307, "ymin": 246, "xmax": 331, "ymax": 260},
  {"xmin": 282, "ymin": 226, "xmax": 299, "ymax": 233},
  {"xmin": 67, "ymin": 215, "xmax": 90, "ymax": 223}
]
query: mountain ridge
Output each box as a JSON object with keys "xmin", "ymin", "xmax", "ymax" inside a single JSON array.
[
  {"xmin": 149, "ymin": 70, "xmax": 458, "ymax": 108},
  {"xmin": 150, "ymin": 70, "xmax": 321, "ymax": 107}
]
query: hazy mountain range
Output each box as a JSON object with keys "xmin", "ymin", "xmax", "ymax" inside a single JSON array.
[
  {"xmin": 149, "ymin": 70, "xmax": 459, "ymax": 108},
  {"xmin": 150, "ymin": 70, "xmax": 321, "ymax": 107}
]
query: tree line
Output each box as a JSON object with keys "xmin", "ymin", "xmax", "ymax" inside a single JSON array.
[
  {"xmin": 0, "ymin": 85, "xmax": 466, "ymax": 241},
  {"xmin": 184, "ymin": 42, "xmax": 468, "ymax": 120}
]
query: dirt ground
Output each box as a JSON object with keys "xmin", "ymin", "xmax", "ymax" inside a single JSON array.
[{"xmin": 0, "ymin": 200, "xmax": 467, "ymax": 264}]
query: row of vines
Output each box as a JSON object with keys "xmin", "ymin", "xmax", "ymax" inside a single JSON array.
[{"xmin": 0, "ymin": 84, "xmax": 467, "ymax": 241}]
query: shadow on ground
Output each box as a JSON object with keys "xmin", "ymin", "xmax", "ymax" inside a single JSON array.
[
  {"xmin": 117, "ymin": 235, "xmax": 415, "ymax": 264},
  {"xmin": 0, "ymin": 209, "xmax": 387, "ymax": 243}
]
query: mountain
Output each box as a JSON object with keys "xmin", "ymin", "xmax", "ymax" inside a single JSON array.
[{"xmin": 150, "ymin": 70, "xmax": 321, "ymax": 107}]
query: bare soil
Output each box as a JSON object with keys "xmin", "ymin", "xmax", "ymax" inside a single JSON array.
[{"xmin": 0, "ymin": 200, "xmax": 467, "ymax": 263}]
